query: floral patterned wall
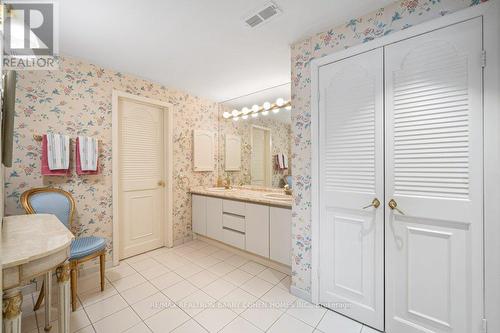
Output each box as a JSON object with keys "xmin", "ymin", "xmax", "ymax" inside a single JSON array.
[
  {"xmin": 218, "ymin": 105, "xmax": 292, "ymax": 188},
  {"xmin": 290, "ymin": 0, "xmax": 487, "ymax": 297},
  {"xmin": 5, "ymin": 56, "xmax": 220, "ymax": 259}
]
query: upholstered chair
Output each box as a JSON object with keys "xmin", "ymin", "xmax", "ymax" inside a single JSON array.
[{"xmin": 21, "ymin": 187, "xmax": 107, "ymax": 312}]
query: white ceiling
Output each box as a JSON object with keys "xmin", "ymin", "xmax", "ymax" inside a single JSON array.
[{"xmin": 59, "ymin": 0, "xmax": 393, "ymax": 102}]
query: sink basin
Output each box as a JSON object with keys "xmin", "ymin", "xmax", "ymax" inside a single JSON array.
[
  {"xmin": 206, "ymin": 187, "xmax": 230, "ymax": 192},
  {"xmin": 262, "ymin": 193, "xmax": 292, "ymax": 201}
]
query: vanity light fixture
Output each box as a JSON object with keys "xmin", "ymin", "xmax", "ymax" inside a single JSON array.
[{"xmin": 224, "ymin": 98, "xmax": 291, "ymax": 121}]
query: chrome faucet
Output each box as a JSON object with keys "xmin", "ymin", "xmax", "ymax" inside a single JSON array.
[{"xmin": 284, "ymin": 184, "xmax": 292, "ymax": 196}]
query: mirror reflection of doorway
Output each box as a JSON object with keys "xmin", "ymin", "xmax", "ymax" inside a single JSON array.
[{"xmin": 251, "ymin": 125, "xmax": 272, "ymax": 187}]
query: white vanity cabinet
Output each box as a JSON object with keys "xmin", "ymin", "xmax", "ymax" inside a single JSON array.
[
  {"xmin": 270, "ymin": 207, "xmax": 292, "ymax": 266},
  {"xmin": 191, "ymin": 193, "xmax": 291, "ymax": 266},
  {"xmin": 245, "ymin": 202, "xmax": 269, "ymax": 258}
]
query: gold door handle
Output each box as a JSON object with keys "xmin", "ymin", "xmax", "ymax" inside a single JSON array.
[
  {"xmin": 362, "ymin": 198, "xmax": 380, "ymax": 209},
  {"xmin": 158, "ymin": 180, "xmax": 165, "ymax": 187},
  {"xmin": 388, "ymin": 199, "xmax": 405, "ymax": 215}
]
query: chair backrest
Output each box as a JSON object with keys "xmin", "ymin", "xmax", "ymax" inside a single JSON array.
[{"xmin": 21, "ymin": 187, "xmax": 75, "ymax": 230}]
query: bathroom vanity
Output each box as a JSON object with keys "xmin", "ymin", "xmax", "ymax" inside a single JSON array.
[{"xmin": 190, "ymin": 187, "xmax": 292, "ymax": 267}]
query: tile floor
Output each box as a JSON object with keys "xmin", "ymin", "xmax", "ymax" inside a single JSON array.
[{"xmin": 21, "ymin": 239, "xmax": 378, "ymax": 333}]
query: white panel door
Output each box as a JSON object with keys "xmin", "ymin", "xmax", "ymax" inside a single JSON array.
[
  {"xmin": 385, "ymin": 18, "xmax": 483, "ymax": 333},
  {"xmin": 119, "ymin": 99, "xmax": 165, "ymax": 259},
  {"xmin": 318, "ymin": 48, "xmax": 384, "ymax": 330}
]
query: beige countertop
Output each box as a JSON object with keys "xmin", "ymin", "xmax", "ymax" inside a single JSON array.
[
  {"xmin": 190, "ymin": 186, "xmax": 293, "ymax": 208},
  {"xmin": 1, "ymin": 214, "xmax": 74, "ymax": 268}
]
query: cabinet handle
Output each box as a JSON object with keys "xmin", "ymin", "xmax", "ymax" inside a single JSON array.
[
  {"xmin": 362, "ymin": 198, "xmax": 380, "ymax": 209},
  {"xmin": 388, "ymin": 199, "xmax": 405, "ymax": 215}
]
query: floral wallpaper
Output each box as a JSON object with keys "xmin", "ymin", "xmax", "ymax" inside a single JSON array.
[
  {"xmin": 5, "ymin": 56, "xmax": 220, "ymax": 260},
  {"xmin": 218, "ymin": 106, "xmax": 292, "ymax": 188},
  {"xmin": 290, "ymin": 0, "xmax": 487, "ymax": 297}
]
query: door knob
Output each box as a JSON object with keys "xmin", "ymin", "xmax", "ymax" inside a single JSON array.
[
  {"xmin": 388, "ymin": 199, "xmax": 405, "ymax": 215},
  {"xmin": 362, "ymin": 198, "xmax": 380, "ymax": 209},
  {"xmin": 158, "ymin": 180, "xmax": 165, "ymax": 187}
]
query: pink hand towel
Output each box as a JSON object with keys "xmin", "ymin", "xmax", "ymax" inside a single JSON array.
[
  {"xmin": 41, "ymin": 135, "xmax": 70, "ymax": 176},
  {"xmin": 76, "ymin": 137, "xmax": 99, "ymax": 175}
]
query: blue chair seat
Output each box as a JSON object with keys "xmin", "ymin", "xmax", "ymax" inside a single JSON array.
[{"xmin": 70, "ymin": 236, "xmax": 106, "ymax": 260}]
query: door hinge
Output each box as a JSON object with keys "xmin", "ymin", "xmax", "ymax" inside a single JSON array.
[
  {"xmin": 481, "ymin": 50, "xmax": 487, "ymax": 68},
  {"xmin": 482, "ymin": 318, "xmax": 488, "ymax": 333}
]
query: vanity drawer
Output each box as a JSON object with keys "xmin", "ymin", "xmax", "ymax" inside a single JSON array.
[
  {"xmin": 223, "ymin": 199, "xmax": 246, "ymax": 216},
  {"xmin": 223, "ymin": 228, "xmax": 245, "ymax": 249},
  {"xmin": 223, "ymin": 213, "xmax": 245, "ymax": 233}
]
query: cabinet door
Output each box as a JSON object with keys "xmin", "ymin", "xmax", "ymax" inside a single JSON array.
[
  {"xmin": 206, "ymin": 197, "xmax": 223, "ymax": 241},
  {"xmin": 245, "ymin": 203, "xmax": 269, "ymax": 258},
  {"xmin": 270, "ymin": 207, "xmax": 291, "ymax": 266},
  {"xmin": 385, "ymin": 18, "xmax": 483, "ymax": 333},
  {"xmin": 192, "ymin": 195, "xmax": 206, "ymax": 235}
]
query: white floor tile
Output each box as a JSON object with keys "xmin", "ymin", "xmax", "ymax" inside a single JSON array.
[
  {"xmin": 77, "ymin": 273, "xmax": 110, "ymax": 294},
  {"xmin": 120, "ymin": 282, "xmax": 159, "ymax": 305},
  {"xmin": 154, "ymin": 254, "xmax": 191, "ymax": 270},
  {"xmin": 144, "ymin": 306, "xmax": 190, "ymax": 333},
  {"xmin": 240, "ymin": 300, "xmax": 283, "ymax": 331},
  {"xmin": 286, "ymin": 299, "xmax": 327, "ymax": 327},
  {"xmin": 361, "ymin": 325, "xmax": 380, "ymax": 333},
  {"xmin": 260, "ymin": 285, "xmax": 298, "ymax": 310},
  {"xmin": 194, "ymin": 303, "xmax": 237, "ymax": 333},
  {"xmin": 206, "ymin": 262, "xmax": 236, "ymax": 276},
  {"xmin": 211, "ymin": 249, "xmax": 234, "ymax": 260},
  {"xmin": 78, "ymin": 284, "xmax": 118, "ymax": 307},
  {"xmin": 171, "ymin": 319, "xmax": 208, "ymax": 333},
  {"xmin": 124, "ymin": 322, "xmax": 152, "ymax": 333},
  {"xmin": 137, "ymin": 264, "xmax": 170, "ymax": 281},
  {"xmin": 219, "ymin": 288, "xmax": 257, "ymax": 314},
  {"xmin": 131, "ymin": 292, "xmax": 174, "ymax": 320},
  {"xmin": 93, "ymin": 307, "xmax": 141, "ymax": 333},
  {"xmin": 222, "ymin": 269, "xmax": 253, "ymax": 286},
  {"xmin": 85, "ymin": 294, "xmax": 128, "ymax": 323},
  {"xmin": 191, "ymin": 255, "xmax": 222, "ymax": 268},
  {"xmin": 124, "ymin": 253, "xmax": 152, "ymax": 264},
  {"xmin": 70, "ymin": 309, "xmax": 91, "ymax": 332},
  {"xmin": 174, "ymin": 263, "xmax": 204, "ymax": 278},
  {"xmin": 21, "ymin": 311, "xmax": 38, "ymax": 332},
  {"xmin": 224, "ymin": 255, "xmax": 249, "ymax": 268},
  {"xmin": 317, "ymin": 310, "xmax": 363, "ymax": 333},
  {"xmin": 177, "ymin": 290, "xmax": 216, "ymax": 316},
  {"xmin": 110, "ymin": 273, "xmax": 147, "ymax": 293},
  {"xmin": 240, "ymin": 261, "xmax": 267, "ymax": 275},
  {"xmin": 240, "ymin": 277, "xmax": 274, "ymax": 298},
  {"xmin": 128, "ymin": 258, "xmax": 159, "ymax": 272},
  {"xmin": 188, "ymin": 241, "xmax": 210, "ymax": 250},
  {"xmin": 202, "ymin": 279, "xmax": 236, "ymax": 300},
  {"xmin": 276, "ymin": 276, "xmax": 291, "ymax": 290},
  {"xmin": 268, "ymin": 313, "xmax": 315, "ymax": 333},
  {"xmin": 162, "ymin": 280, "xmax": 199, "ymax": 302},
  {"xmin": 257, "ymin": 268, "xmax": 286, "ymax": 285},
  {"xmin": 150, "ymin": 272, "xmax": 183, "ymax": 290},
  {"xmin": 187, "ymin": 270, "xmax": 218, "ymax": 288},
  {"xmin": 75, "ymin": 325, "xmax": 95, "ymax": 333},
  {"xmin": 148, "ymin": 247, "xmax": 173, "ymax": 257},
  {"xmin": 199, "ymin": 245, "xmax": 220, "ymax": 256},
  {"xmin": 220, "ymin": 317, "xmax": 263, "ymax": 333}
]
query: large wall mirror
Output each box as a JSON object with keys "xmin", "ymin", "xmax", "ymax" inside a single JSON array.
[{"xmin": 218, "ymin": 84, "xmax": 291, "ymax": 189}]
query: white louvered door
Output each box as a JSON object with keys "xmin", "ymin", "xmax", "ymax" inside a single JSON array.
[
  {"xmin": 318, "ymin": 48, "xmax": 384, "ymax": 330},
  {"xmin": 385, "ymin": 18, "xmax": 483, "ymax": 333},
  {"xmin": 119, "ymin": 99, "xmax": 165, "ymax": 259}
]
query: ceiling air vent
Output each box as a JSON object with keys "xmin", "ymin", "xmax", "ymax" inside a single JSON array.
[{"xmin": 244, "ymin": 2, "xmax": 282, "ymax": 28}]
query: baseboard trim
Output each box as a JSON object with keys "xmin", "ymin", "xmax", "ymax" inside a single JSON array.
[{"xmin": 290, "ymin": 285, "xmax": 312, "ymax": 303}]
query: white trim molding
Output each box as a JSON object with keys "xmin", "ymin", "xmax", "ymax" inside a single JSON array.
[
  {"xmin": 310, "ymin": 2, "xmax": 500, "ymax": 332},
  {"xmin": 112, "ymin": 90, "xmax": 174, "ymax": 266}
]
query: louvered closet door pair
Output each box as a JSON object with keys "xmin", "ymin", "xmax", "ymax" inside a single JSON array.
[{"xmin": 318, "ymin": 18, "xmax": 483, "ymax": 333}]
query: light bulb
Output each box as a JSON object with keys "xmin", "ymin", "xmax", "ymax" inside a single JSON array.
[
  {"xmin": 252, "ymin": 104, "xmax": 259, "ymax": 113},
  {"xmin": 285, "ymin": 105, "xmax": 292, "ymax": 111},
  {"xmin": 233, "ymin": 116, "xmax": 239, "ymax": 121},
  {"xmin": 242, "ymin": 107, "xmax": 250, "ymax": 114},
  {"xmin": 276, "ymin": 98, "xmax": 285, "ymax": 107},
  {"xmin": 242, "ymin": 115, "xmax": 249, "ymax": 120},
  {"xmin": 251, "ymin": 113, "xmax": 258, "ymax": 118},
  {"xmin": 262, "ymin": 111, "xmax": 269, "ymax": 116},
  {"xmin": 223, "ymin": 111, "xmax": 231, "ymax": 118},
  {"xmin": 263, "ymin": 102, "xmax": 271, "ymax": 110},
  {"xmin": 273, "ymin": 108, "xmax": 280, "ymax": 114},
  {"xmin": 231, "ymin": 109, "xmax": 239, "ymax": 117}
]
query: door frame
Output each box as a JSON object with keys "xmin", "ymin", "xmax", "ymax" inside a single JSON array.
[
  {"xmin": 250, "ymin": 125, "xmax": 272, "ymax": 187},
  {"xmin": 310, "ymin": 1, "xmax": 500, "ymax": 331},
  {"xmin": 112, "ymin": 90, "xmax": 174, "ymax": 265}
]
